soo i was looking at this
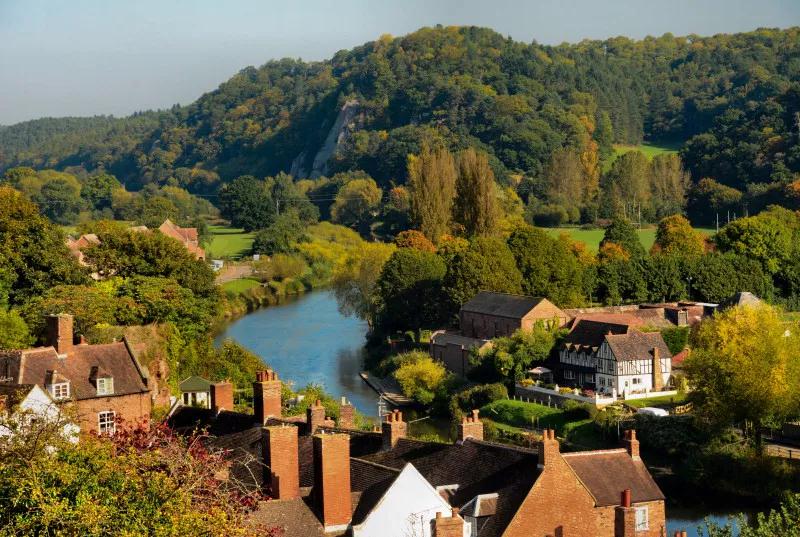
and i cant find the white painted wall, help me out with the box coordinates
[352,463,468,537]
[0,385,79,441]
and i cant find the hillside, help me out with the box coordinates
[1,26,798,201]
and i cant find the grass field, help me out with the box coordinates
[206,225,255,259]
[221,278,261,294]
[604,142,681,172]
[624,393,687,409]
[543,226,714,253]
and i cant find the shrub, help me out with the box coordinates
[394,354,448,406]
[449,383,509,420]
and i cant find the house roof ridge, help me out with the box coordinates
[350,457,403,474]
[562,448,628,457]
[463,437,537,454]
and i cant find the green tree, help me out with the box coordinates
[600,218,645,259]
[544,148,583,223]
[602,150,651,220]
[81,173,122,211]
[35,178,83,224]
[649,154,689,218]
[408,143,456,243]
[218,175,274,232]
[715,210,796,275]
[330,177,382,231]
[0,309,33,350]
[454,148,499,237]
[704,493,800,537]
[332,241,395,327]
[686,303,800,448]
[470,325,560,384]
[594,111,614,161]
[393,351,448,406]
[651,214,705,256]
[252,210,306,256]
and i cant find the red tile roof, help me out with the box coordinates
[562,449,665,506]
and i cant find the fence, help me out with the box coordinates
[766,444,800,460]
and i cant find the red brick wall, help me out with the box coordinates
[210,382,234,412]
[263,425,299,500]
[313,433,351,530]
[253,370,281,423]
[596,501,666,537]
[75,392,151,433]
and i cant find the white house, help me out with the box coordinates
[351,463,468,537]
[179,376,212,408]
[595,331,672,396]
[0,383,78,441]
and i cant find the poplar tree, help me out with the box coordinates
[407,143,456,244]
[454,148,499,237]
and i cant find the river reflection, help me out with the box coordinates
[215,290,381,416]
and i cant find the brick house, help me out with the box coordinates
[168,370,666,536]
[0,314,152,434]
[557,318,672,395]
[158,218,205,260]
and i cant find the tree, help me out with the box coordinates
[544,148,583,222]
[23,284,132,337]
[688,253,773,303]
[454,148,499,237]
[394,230,436,252]
[469,325,560,384]
[408,143,456,244]
[602,151,651,220]
[332,241,395,327]
[595,111,614,161]
[0,309,33,350]
[35,177,83,224]
[267,172,319,224]
[81,173,122,211]
[651,214,705,256]
[685,303,800,448]
[393,351,448,405]
[330,177,382,231]
[600,218,645,259]
[252,210,306,256]
[506,225,585,306]
[686,178,743,226]
[715,210,796,275]
[218,175,274,232]
[441,237,523,313]
[136,195,179,228]
[649,154,689,218]
[375,248,446,333]
[704,493,800,537]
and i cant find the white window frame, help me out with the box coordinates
[635,506,649,530]
[563,369,575,380]
[50,382,70,400]
[98,410,116,434]
[96,377,114,396]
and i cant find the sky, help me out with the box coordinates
[1,0,798,125]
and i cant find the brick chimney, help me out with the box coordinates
[46,314,74,356]
[458,409,484,442]
[382,409,407,450]
[253,370,281,424]
[614,489,636,537]
[262,425,299,500]
[537,429,560,469]
[313,432,351,532]
[434,507,465,537]
[623,429,640,460]
[307,399,326,434]
[673,532,688,537]
[210,381,234,412]
[652,347,664,391]
[338,396,355,429]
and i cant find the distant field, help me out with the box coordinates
[221,278,261,294]
[544,226,714,253]
[206,225,255,259]
[605,142,681,171]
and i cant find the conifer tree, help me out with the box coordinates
[454,148,499,237]
[407,143,456,244]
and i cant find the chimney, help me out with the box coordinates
[253,370,281,424]
[210,381,234,413]
[674,532,688,537]
[614,489,636,537]
[307,399,326,435]
[0,395,7,414]
[458,409,484,442]
[537,429,560,469]
[313,432,351,532]
[46,314,74,356]
[652,347,664,391]
[434,507,465,537]
[338,396,355,429]
[623,429,640,460]
[262,425,299,500]
[382,409,407,450]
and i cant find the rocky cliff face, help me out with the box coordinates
[290,99,362,178]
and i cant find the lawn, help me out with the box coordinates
[624,392,687,409]
[544,226,714,253]
[206,225,255,259]
[221,278,261,294]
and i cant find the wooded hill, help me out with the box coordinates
[1,26,798,217]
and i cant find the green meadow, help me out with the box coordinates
[205,225,255,259]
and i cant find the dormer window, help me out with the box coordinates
[49,382,71,400]
[96,377,114,396]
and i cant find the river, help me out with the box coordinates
[216,290,753,534]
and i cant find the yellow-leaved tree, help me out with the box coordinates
[686,304,800,449]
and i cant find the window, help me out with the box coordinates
[564,370,575,380]
[599,377,606,387]
[635,506,649,530]
[98,411,116,434]
[96,377,114,396]
[49,382,70,400]
[632,377,641,385]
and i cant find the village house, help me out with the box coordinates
[179,375,213,408]
[431,292,568,376]
[557,318,673,396]
[0,314,152,434]
[168,369,667,537]
[0,383,78,440]
[65,233,101,266]
[158,218,206,260]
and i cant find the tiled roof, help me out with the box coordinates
[431,331,491,349]
[461,292,549,319]
[248,498,328,537]
[563,449,665,506]
[671,349,689,368]
[564,319,633,348]
[718,291,762,311]
[0,340,149,400]
[604,331,672,362]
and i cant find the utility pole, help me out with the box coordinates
[716,212,719,233]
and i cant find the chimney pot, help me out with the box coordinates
[210,382,233,412]
[253,370,281,424]
[382,409,407,450]
[621,488,631,508]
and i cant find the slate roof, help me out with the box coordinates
[718,292,762,311]
[563,318,633,349]
[0,340,149,400]
[562,449,665,506]
[248,498,328,537]
[604,331,672,362]
[461,292,549,319]
[430,331,491,349]
[179,375,212,393]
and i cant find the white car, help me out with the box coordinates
[637,407,669,417]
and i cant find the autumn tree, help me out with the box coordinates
[454,147,499,237]
[651,214,706,256]
[544,148,583,222]
[602,150,651,220]
[394,230,436,252]
[407,143,456,243]
[330,177,382,231]
[685,303,800,449]
[600,218,645,259]
[649,154,689,218]
[332,241,395,327]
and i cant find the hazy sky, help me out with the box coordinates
[1,0,798,125]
